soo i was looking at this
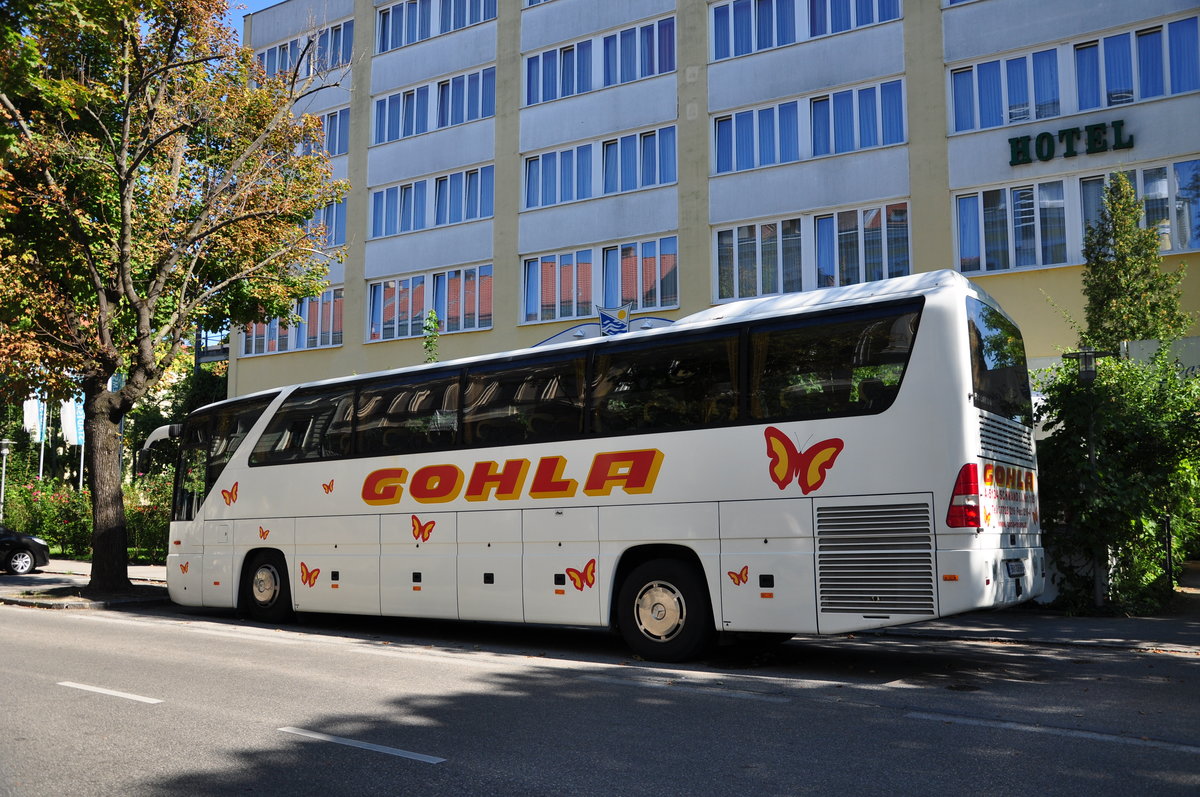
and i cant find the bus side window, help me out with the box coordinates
[250,386,356,464]
[591,336,738,435]
[463,357,585,446]
[749,305,919,421]
[352,374,462,456]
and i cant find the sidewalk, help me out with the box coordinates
[2,559,1198,655]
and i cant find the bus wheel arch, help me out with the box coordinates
[611,546,715,662]
[238,549,294,624]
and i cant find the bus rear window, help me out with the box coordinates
[966,297,1032,426]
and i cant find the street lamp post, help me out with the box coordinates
[0,438,13,524]
[1063,346,1116,608]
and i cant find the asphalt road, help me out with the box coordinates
[1,603,1197,796]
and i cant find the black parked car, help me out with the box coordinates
[0,526,50,575]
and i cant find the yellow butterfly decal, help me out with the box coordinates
[259,526,270,540]
[566,558,597,591]
[411,514,435,542]
[728,565,749,586]
[764,427,844,494]
[179,562,189,575]
[299,562,320,588]
[322,479,335,494]
[221,481,239,505]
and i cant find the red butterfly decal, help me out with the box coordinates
[763,427,844,494]
[322,479,335,494]
[728,565,749,586]
[299,562,320,588]
[179,562,189,575]
[566,559,597,591]
[259,526,270,540]
[411,514,435,542]
[221,482,239,505]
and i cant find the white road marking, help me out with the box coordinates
[278,727,446,764]
[57,681,163,704]
[907,711,1200,755]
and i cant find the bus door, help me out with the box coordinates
[522,507,600,626]
[718,499,816,634]
[202,521,234,607]
[457,509,523,622]
[380,511,458,619]
[293,516,381,615]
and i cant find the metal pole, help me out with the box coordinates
[0,444,9,524]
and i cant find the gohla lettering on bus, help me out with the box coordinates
[981,462,1038,529]
[360,449,665,506]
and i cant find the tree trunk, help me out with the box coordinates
[85,391,131,592]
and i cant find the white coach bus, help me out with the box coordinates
[153,270,1043,661]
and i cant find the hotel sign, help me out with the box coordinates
[1009,119,1133,166]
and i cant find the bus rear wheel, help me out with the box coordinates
[242,552,294,624]
[617,559,714,662]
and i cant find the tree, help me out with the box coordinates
[1081,172,1191,351]
[1036,172,1198,612]
[0,0,346,590]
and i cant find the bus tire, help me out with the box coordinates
[242,551,294,624]
[617,558,714,662]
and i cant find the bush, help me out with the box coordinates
[5,473,172,564]
[125,471,172,564]
[7,479,93,557]
[1035,354,1200,613]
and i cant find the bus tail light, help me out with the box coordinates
[946,464,981,528]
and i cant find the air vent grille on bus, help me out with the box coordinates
[816,502,935,615]
[979,413,1035,465]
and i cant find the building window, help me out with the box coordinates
[371,181,428,237]
[956,182,1066,272]
[714,100,800,173]
[372,166,493,238]
[716,218,803,300]
[522,236,679,322]
[525,144,593,209]
[951,49,1059,131]
[374,67,494,144]
[1081,159,1200,253]
[807,0,900,40]
[526,40,593,105]
[313,200,347,247]
[438,0,497,34]
[951,15,1198,134]
[600,236,679,311]
[433,166,495,226]
[369,266,492,340]
[435,67,497,129]
[712,0,798,60]
[323,108,350,156]
[526,18,674,107]
[313,20,354,72]
[602,18,675,87]
[256,38,305,80]
[242,288,344,356]
[1076,18,1199,110]
[810,79,904,156]
[815,203,910,287]
[601,126,677,195]
[377,0,433,52]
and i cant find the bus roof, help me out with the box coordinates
[202,270,1001,411]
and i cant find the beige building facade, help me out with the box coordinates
[232,0,1200,397]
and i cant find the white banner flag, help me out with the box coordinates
[61,399,85,446]
[23,399,46,443]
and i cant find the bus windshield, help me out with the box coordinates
[967,297,1032,426]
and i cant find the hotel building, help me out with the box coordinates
[232,0,1200,396]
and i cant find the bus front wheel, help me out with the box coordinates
[617,558,714,662]
[243,552,294,624]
